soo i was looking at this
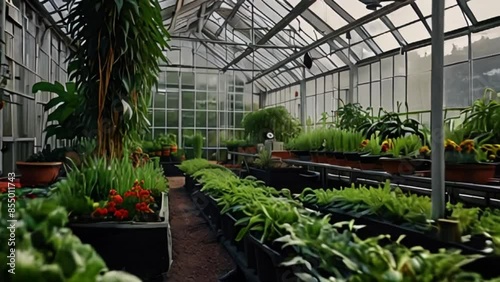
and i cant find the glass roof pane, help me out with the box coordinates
[468,0,500,21]
[417,0,456,17]
[398,21,430,43]
[318,57,336,70]
[351,42,375,60]
[254,0,282,22]
[444,6,469,32]
[363,19,390,37]
[329,53,346,67]
[309,1,348,30]
[386,5,418,27]
[373,33,400,51]
[333,0,371,18]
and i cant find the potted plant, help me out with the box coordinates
[380,134,422,175]
[359,136,391,170]
[242,106,301,145]
[167,133,178,153]
[16,146,64,187]
[192,134,204,159]
[157,134,171,157]
[444,139,496,184]
[340,130,365,168]
[287,134,311,161]
[224,139,241,152]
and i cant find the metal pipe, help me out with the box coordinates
[431,0,445,219]
[0,0,5,174]
[170,35,302,49]
[246,0,414,84]
[300,67,306,128]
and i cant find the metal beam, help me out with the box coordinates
[221,0,317,73]
[431,0,445,219]
[410,2,432,35]
[247,0,414,84]
[215,0,245,37]
[170,35,302,49]
[457,0,477,25]
[159,64,262,72]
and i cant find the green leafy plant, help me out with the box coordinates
[460,88,500,143]
[336,102,372,131]
[191,134,204,159]
[66,0,170,158]
[0,198,140,281]
[365,109,424,143]
[388,134,423,158]
[32,81,85,142]
[242,106,301,144]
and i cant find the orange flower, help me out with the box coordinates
[360,139,369,147]
[419,146,430,154]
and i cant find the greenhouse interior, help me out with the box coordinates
[2,0,500,281]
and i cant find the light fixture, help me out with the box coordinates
[358,0,401,10]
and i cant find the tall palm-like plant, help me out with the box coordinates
[65,0,169,158]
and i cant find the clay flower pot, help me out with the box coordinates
[445,163,496,184]
[380,157,416,175]
[16,161,62,187]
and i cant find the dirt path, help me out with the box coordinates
[166,177,234,282]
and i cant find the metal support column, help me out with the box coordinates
[300,67,307,128]
[0,0,7,175]
[431,0,445,219]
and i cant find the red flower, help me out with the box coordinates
[140,190,150,199]
[106,201,117,213]
[124,191,137,198]
[109,189,117,196]
[114,209,129,220]
[111,195,123,205]
[94,207,108,216]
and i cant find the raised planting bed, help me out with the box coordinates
[69,193,172,281]
[303,204,500,278]
[248,166,321,193]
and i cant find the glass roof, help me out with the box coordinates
[38,0,500,91]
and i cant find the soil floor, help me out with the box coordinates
[166,177,234,282]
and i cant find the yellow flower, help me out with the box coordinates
[360,139,369,147]
[419,146,430,154]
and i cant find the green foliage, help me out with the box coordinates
[460,88,500,143]
[65,0,170,157]
[299,182,432,231]
[389,134,422,158]
[192,166,486,281]
[191,134,204,159]
[32,81,85,142]
[365,111,424,143]
[176,159,229,175]
[336,102,372,131]
[362,136,383,155]
[0,199,140,281]
[242,106,301,144]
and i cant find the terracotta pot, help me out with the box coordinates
[317,152,328,163]
[271,151,292,159]
[245,146,257,154]
[16,161,62,187]
[310,151,319,162]
[359,162,383,171]
[170,145,178,153]
[162,148,171,156]
[445,163,496,184]
[380,158,416,175]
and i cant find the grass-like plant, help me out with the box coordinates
[388,134,422,158]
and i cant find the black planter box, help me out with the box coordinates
[344,152,367,162]
[247,235,297,282]
[161,161,184,177]
[290,150,311,161]
[69,193,172,281]
[248,167,321,193]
